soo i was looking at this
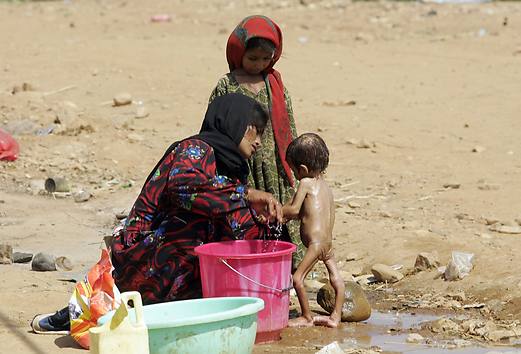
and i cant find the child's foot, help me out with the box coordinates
[288,316,314,327]
[313,315,340,328]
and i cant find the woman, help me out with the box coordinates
[32,93,282,336]
[112,92,282,303]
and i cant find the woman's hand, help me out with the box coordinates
[247,188,283,224]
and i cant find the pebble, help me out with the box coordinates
[478,183,501,191]
[357,139,373,149]
[29,179,46,195]
[317,281,371,322]
[113,92,132,106]
[345,253,358,261]
[489,223,521,234]
[443,182,461,189]
[446,290,466,302]
[73,190,91,203]
[347,201,361,208]
[127,133,144,143]
[371,264,404,283]
[31,252,56,271]
[472,145,486,153]
[414,251,440,271]
[406,333,424,343]
[13,252,33,263]
[0,244,13,264]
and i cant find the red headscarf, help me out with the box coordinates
[226,15,295,187]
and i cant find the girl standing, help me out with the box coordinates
[209,15,304,266]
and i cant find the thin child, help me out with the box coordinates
[283,133,345,328]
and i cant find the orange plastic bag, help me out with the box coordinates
[0,128,19,161]
[69,249,121,349]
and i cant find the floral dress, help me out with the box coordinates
[111,139,258,304]
[209,73,304,266]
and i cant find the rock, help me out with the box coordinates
[127,133,144,143]
[73,190,91,203]
[486,329,517,342]
[354,274,377,286]
[317,281,371,322]
[357,139,373,149]
[371,264,404,283]
[446,290,466,302]
[472,145,486,153]
[31,252,56,271]
[489,223,521,234]
[345,253,358,261]
[478,183,501,191]
[414,251,440,271]
[347,201,361,208]
[406,333,424,343]
[304,279,325,292]
[0,244,13,264]
[443,183,461,189]
[429,318,461,334]
[29,179,46,195]
[451,339,472,348]
[55,256,73,271]
[13,252,33,263]
[113,92,132,106]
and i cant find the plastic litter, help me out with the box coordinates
[444,251,474,281]
[0,128,19,161]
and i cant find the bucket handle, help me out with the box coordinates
[220,258,293,294]
[120,291,145,327]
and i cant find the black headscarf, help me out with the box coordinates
[146,93,261,184]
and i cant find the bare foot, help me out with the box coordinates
[313,315,340,328]
[288,316,314,327]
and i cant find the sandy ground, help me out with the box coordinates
[1,0,521,353]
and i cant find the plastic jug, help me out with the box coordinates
[89,291,149,354]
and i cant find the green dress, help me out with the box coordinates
[209,73,304,266]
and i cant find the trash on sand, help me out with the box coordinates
[45,177,70,193]
[444,251,474,281]
[0,129,19,161]
[150,14,172,22]
[315,341,344,354]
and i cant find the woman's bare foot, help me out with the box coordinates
[313,315,340,328]
[288,316,314,327]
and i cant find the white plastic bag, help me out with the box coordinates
[444,251,474,281]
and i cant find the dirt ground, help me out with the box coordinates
[1,0,521,353]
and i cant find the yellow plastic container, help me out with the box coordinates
[89,291,149,354]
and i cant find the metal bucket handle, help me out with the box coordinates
[219,258,293,294]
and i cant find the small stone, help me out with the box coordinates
[371,264,404,283]
[113,92,132,106]
[414,251,440,271]
[472,145,486,153]
[478,183,501,191]
[317,281,371,322]
[429,318,461,333]
[55,256,73,271]
[487,329,516,342]
[127,133,144,143]
[29,179,46,195]
[13,252,33,263]
[73,190,91,203]
[379,211,392,218]
[0,244,13,264]
[347,201,361,208]
[443,183,461,189]
[357,139,373,149]
[345,253,358,261]
[489,223,521,234]
[31,252,57,271]
[406,333,424,343]
[483,216,500,225]
[446,290,466,302]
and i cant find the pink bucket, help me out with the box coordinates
[195,240,296,343]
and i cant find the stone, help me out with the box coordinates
[414,251,440,271]
[73,190,91,203]
[345,253,358,261]
[354,274,377,286]
[55,256,73,271]
[452,339,472,348]
[127,133,144,143]
[478,183,501,191]
[486,329,517,342]
[406,333,424,343]
[489,223,521,234]
[357,139,373,149]
[472,145,486,153]
[317,281,371,322]
[29,179,46,195]
[446,290,466,302]
[429,318,461,334]
[113,92,132,106]
[443,183,461,189]
[31,252,56,271]
[371,263,404,283]
[347,201,361,208]
[0,244,13,264]
[13,252,33,263]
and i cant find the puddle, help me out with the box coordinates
[253,310,521,354]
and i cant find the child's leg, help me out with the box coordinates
[288,245,320,327]
[313,255,345,328]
